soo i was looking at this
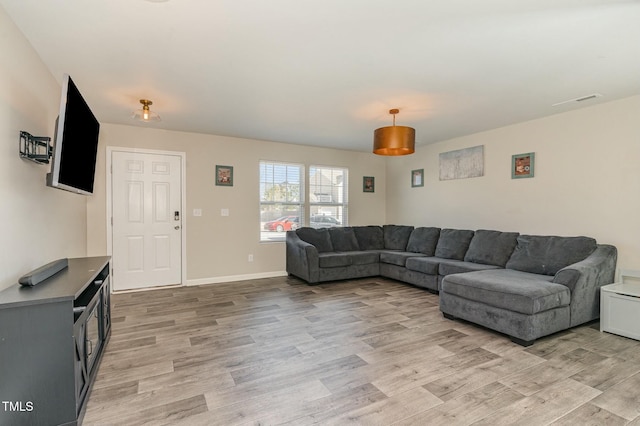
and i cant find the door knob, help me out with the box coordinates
[174,226,180,230]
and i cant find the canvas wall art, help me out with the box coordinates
[439,145,484,181]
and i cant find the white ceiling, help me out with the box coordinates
[2,0,639,152]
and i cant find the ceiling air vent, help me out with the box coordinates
[552,93,603,107]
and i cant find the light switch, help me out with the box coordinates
[193,209,202,217]
[221,208,229,216]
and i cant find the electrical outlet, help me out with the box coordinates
[248,254,254,262]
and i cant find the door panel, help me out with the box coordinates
[112,151,182,291]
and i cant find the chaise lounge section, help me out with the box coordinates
[286,225,617,346]
[439,235,617,345]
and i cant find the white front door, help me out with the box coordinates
[111,150,182,291]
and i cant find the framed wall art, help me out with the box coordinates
[411,169,424,187]
[215,165,234,186]
[363,176,375,193]
[439,145,484,181]
[511,153,535,179]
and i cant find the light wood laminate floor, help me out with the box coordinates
[83,276,640,425]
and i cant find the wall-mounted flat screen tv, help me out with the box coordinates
[46,74,100,195]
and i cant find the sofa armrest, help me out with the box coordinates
[553,244,617,326]
[286,231,320,283]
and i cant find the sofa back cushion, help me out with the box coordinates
[353,226,384,250]
[434,229,475,260]
[296,227,333,253]
[464,229,519,267]
[406,227,441,255]
[329,227,360,251]
[383,225,415,250]
[506,235,597,275]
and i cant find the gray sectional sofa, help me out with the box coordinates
[285,225,617,346]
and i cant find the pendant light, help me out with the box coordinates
[373,108,415,156]
[132,99,161,122]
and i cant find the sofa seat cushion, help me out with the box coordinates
[442,269,570,315]
[506,235,597,276]
[318,251,380,268]
[405,257,441,275]
[318,252,350,268]
[347,251,381,266]
[404,257,500,276]
[379,251,427,267]
[438,259,502,276]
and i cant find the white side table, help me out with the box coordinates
[601,269,640,340]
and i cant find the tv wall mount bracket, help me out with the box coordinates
[19,131,52,164]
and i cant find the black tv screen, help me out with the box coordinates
[47,74,100,195]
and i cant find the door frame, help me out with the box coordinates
[106,146,187,291]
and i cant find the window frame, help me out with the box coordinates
[259,162,349,241]
[259,160,305,242]
[308,165,348,229]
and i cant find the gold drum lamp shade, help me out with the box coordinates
[373,109,415,156]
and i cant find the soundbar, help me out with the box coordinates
[19,258,69,286]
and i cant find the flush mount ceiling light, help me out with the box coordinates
[132,99,161,122]
[373,109,415,156]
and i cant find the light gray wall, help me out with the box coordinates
[87,124,387,283]
[386,95,640,273]
[0,6,87,291]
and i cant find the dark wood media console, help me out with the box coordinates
[0,256,111,426]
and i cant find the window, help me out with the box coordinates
[260,161,304,242]
[259,162,348,240]
[309,166,348,229]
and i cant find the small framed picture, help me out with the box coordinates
[363,176,375,193]
[411,169,424,187]
[511,153,535,179]
[215,165,234,186]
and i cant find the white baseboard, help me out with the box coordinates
[186,271,288,286]
[112,284,183,294]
